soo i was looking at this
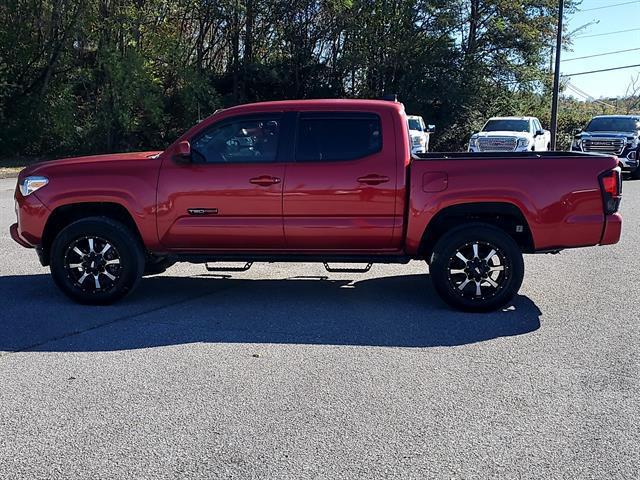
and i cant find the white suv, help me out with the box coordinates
[468,117,550,153]
[407,115,434,154]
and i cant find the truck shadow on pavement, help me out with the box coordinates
[0,273,541,352]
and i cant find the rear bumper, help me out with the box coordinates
[9,223,33,248]
[600,213,622,245]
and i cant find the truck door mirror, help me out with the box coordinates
[535,129,544,137]
[427,124,436,133]
[174,140,192,163]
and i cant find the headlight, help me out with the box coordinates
[19,176,48,196]
[572,138,582,150]
[516,137,530,149]
[470,137,479,148]
[412,136,426,146]
[627,137,638,147]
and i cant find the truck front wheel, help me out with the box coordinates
[50,217,145,304]
[429,224,524,312]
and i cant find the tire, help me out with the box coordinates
[631,167,640,180]
[50,217,145,304]
[429,223,524,312]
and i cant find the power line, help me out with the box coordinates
[563,63,640,76]
[575,27,640,38]
[580,1,639,12]
[565,84,607,107]
[562,47,640,62]
[565,82,617,109]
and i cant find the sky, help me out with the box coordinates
[562,0,640,99]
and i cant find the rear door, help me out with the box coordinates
[156,113,289,250]
[282,111,399,250]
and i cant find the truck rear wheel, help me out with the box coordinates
[50,217,145,304]
[429,224,524,312]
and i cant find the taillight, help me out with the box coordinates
[599,167,622,214]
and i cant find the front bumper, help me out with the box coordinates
[412,145,427,154]
[572,146,639,170]
[10,223,33,248]
[11,188,49,248]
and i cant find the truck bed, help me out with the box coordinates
[404,151,619,254]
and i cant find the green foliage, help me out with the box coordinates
[0,0,635,158]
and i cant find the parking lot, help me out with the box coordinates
[0,175,638,479]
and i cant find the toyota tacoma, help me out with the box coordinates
[11,99,622,311]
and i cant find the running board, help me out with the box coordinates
[205,262,253,272]
[323,262,372,273]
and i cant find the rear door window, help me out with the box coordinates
[295,113,382,162]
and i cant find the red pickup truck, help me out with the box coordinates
[11,99,622,311]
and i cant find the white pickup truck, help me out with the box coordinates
[468,116,550,153]
[407,115,435,154]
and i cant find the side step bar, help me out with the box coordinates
[205,262,253,272]
[323,262,372,273]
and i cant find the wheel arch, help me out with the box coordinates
[41,202,145,266]
[419,202,534,259]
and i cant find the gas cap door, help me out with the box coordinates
[422,172,448,192]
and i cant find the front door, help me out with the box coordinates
[156,114,287,250]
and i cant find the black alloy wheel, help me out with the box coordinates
[429,224,525,312]
[50,217,144,304]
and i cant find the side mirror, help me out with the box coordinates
[535,129,545,137]
[427,124,436,133]
[573,128,582,136]
[174,140,192,163]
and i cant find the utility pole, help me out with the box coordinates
[550,0,564,150]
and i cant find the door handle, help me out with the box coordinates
[249,175,281,187]
[357,174,390,185]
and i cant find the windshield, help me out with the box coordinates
[482,119,529,132]
[585,117,640,132]
[408,119,423,131]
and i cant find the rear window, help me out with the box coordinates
[295,114,382,162]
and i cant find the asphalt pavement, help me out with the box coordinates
[0,176,638,479]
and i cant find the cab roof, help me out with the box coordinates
[221,98,405,114]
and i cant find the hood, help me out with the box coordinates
[408,129,426,137]
[473,131,531,138]
[21,150,163,177]
[578,131,637,138]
